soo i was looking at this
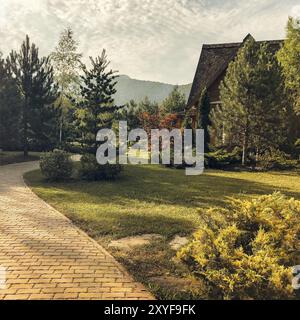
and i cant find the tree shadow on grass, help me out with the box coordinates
[70,211,197,239]
[24,165,300,239]
[29,165,300,210]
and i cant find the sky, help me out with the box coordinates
[0,0,300,84]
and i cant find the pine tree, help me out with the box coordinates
[118,100,141,130]
[138,96,160,115]
[220,37,285,165]
[51,28,82,144]
[8,35,58,155]
[198,88,211,153]
[161,86,186,115]
[278,17,300,115]
[75,50,120,153]
[29,59,59,150]
[250,43,286,161]
[0,52,22,150]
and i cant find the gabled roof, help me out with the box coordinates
[187,34,283,108]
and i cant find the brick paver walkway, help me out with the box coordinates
[0,162,154,300]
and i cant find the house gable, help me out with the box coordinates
[187,35,283,109]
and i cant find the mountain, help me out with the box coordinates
[114,75,192,105]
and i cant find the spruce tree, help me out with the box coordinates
[75,50,120,153]
[51,28,82,144]
[118,100,141,130]
[139,96,160,115]
[161,86,186,115]
[198,88,211,153]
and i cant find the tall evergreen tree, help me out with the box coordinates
[219,37,285,165]
[8,35,58,155]
[138,96,160,115]
[0,52,22,150]
[75,50,120,153]
[161,86,186,115]
[118,100,141,130]
[278,17,300,115]
[198,88,211,153]
[51,28,82,144]
[29,59,59,150]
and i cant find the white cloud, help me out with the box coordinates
[0,0,297,83]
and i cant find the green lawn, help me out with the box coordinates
[0,151,40,166]
[24,165,300,299]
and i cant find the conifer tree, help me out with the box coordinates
[220,37,285,165]
[278,17,300,115]
[198,88,211,153]
[8,35,58,155]
[118,100,141,130]
[0,52,22,150]
[139,96,160,115]
[30,59,59,150]
[161,86,186,115]
[75,50,120,153]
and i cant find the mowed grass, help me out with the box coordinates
[0,151,40,166]
[24,165,300,299]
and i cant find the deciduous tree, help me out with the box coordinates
[51,28,82,144]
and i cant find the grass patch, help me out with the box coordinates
[24,165,300,299]
[0,151,40,166]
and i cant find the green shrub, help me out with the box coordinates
[177,193,299,300]
[205,147,242,169]
[258,148,299,171]
[79,154,122,181]
[40,150,73,181]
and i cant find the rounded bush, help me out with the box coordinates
[177,193,299,300]
[40,150,73,181]
[79,154,122,181]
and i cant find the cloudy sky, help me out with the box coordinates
[0,0,299,84]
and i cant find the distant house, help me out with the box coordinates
[187,34,283,110]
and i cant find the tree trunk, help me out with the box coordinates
[59,119,63,144]
[23,96,28,157]
[255,147,259,165]
[222,121,226,145]
[242,131,248,166]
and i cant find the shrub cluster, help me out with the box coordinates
[40,152,123,181]
[177,193,299,300]
[258,148,299,171]
[79,154,122,181]
[205,148,242,169]
[40,150,73,181]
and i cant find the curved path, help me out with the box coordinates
[0,162,154,300]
